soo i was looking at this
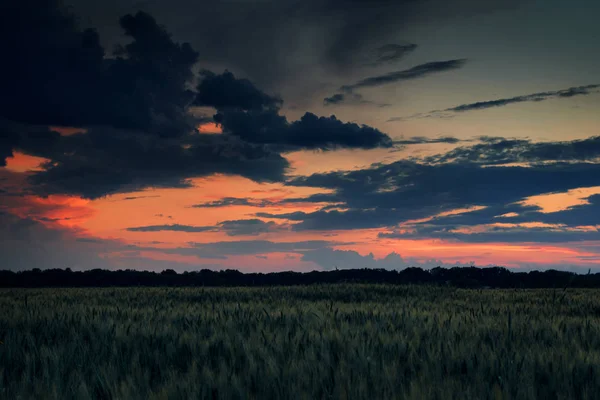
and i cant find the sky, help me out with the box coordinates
[1,0,600,273]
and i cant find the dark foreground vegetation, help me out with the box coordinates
[1,266,600,288]
[1,285,600,399]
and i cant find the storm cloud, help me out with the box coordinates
[0,4,199,137]
[27,127,290,199]
[0,1,394,198]
[195,70,282,111]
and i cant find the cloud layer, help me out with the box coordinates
[391,84,600,120]
[0,1,394,198]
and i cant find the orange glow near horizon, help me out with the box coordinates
[3,156,600,270]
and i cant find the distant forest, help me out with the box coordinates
[2,267,600,288]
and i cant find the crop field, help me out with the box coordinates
[1,285,600,399]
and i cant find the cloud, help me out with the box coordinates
[447,84,600,112]
[269,154,600,232]
[127,219,286,236]
[26,127,289,199]
[193,71,394,151]
[393,136,461,145]
[217,219,287,236]
[0,2,404,197]
[301,248,473,270]
[366,43,418,66]
[194,70,282,111]
[0,129,20,167]
[216,109,393,151]
[379,223,600,243]
[191,198,260,208]
[191,195,337,209]
[339,59,467,92]
[323,92,391,107]
[369,191,600,243]
[126,224,215,233]
[391,84,600,120]
[426,135,600,165]
[323,59,467,108]
[0,4,199,137]
[121,195,161,201]
[323,94,347,106]
[259,133,600,241]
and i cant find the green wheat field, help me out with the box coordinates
[2,285,600,399]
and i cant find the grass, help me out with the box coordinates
[1,285,600,399]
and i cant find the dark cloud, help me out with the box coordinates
[367,43,418,66]
[218,219,286,236]
[192,198,259,208]
[0,137,18,167]
[121,195,161,201]
[339,59,467,92]
[75,238,105,243]
[126,224,215,233]
[0,120,62,166]
[27,127,289,199]
[379,225,600,243]
[268,157,600,231]
[458,195,600,228]
[391,84,600,120]
[191,195,338,209]
[193,71,394,151]
[195,70,282,111]
[0,1,406,197]
[447,84,600,112]
[323,93,391,107]
[323,59,467,109]
[426,135,600,165]
[393,136,461,145]
[259,133,600,240]
[126,219,285,236]
[216,109,393,151]
[374,194,600,244]
[323,94,347,106]
[0,3,199,137]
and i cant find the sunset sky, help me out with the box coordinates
[2,0,600,272]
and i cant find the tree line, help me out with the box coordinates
[1,267,600,288]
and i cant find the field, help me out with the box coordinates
[1,285,600,399]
